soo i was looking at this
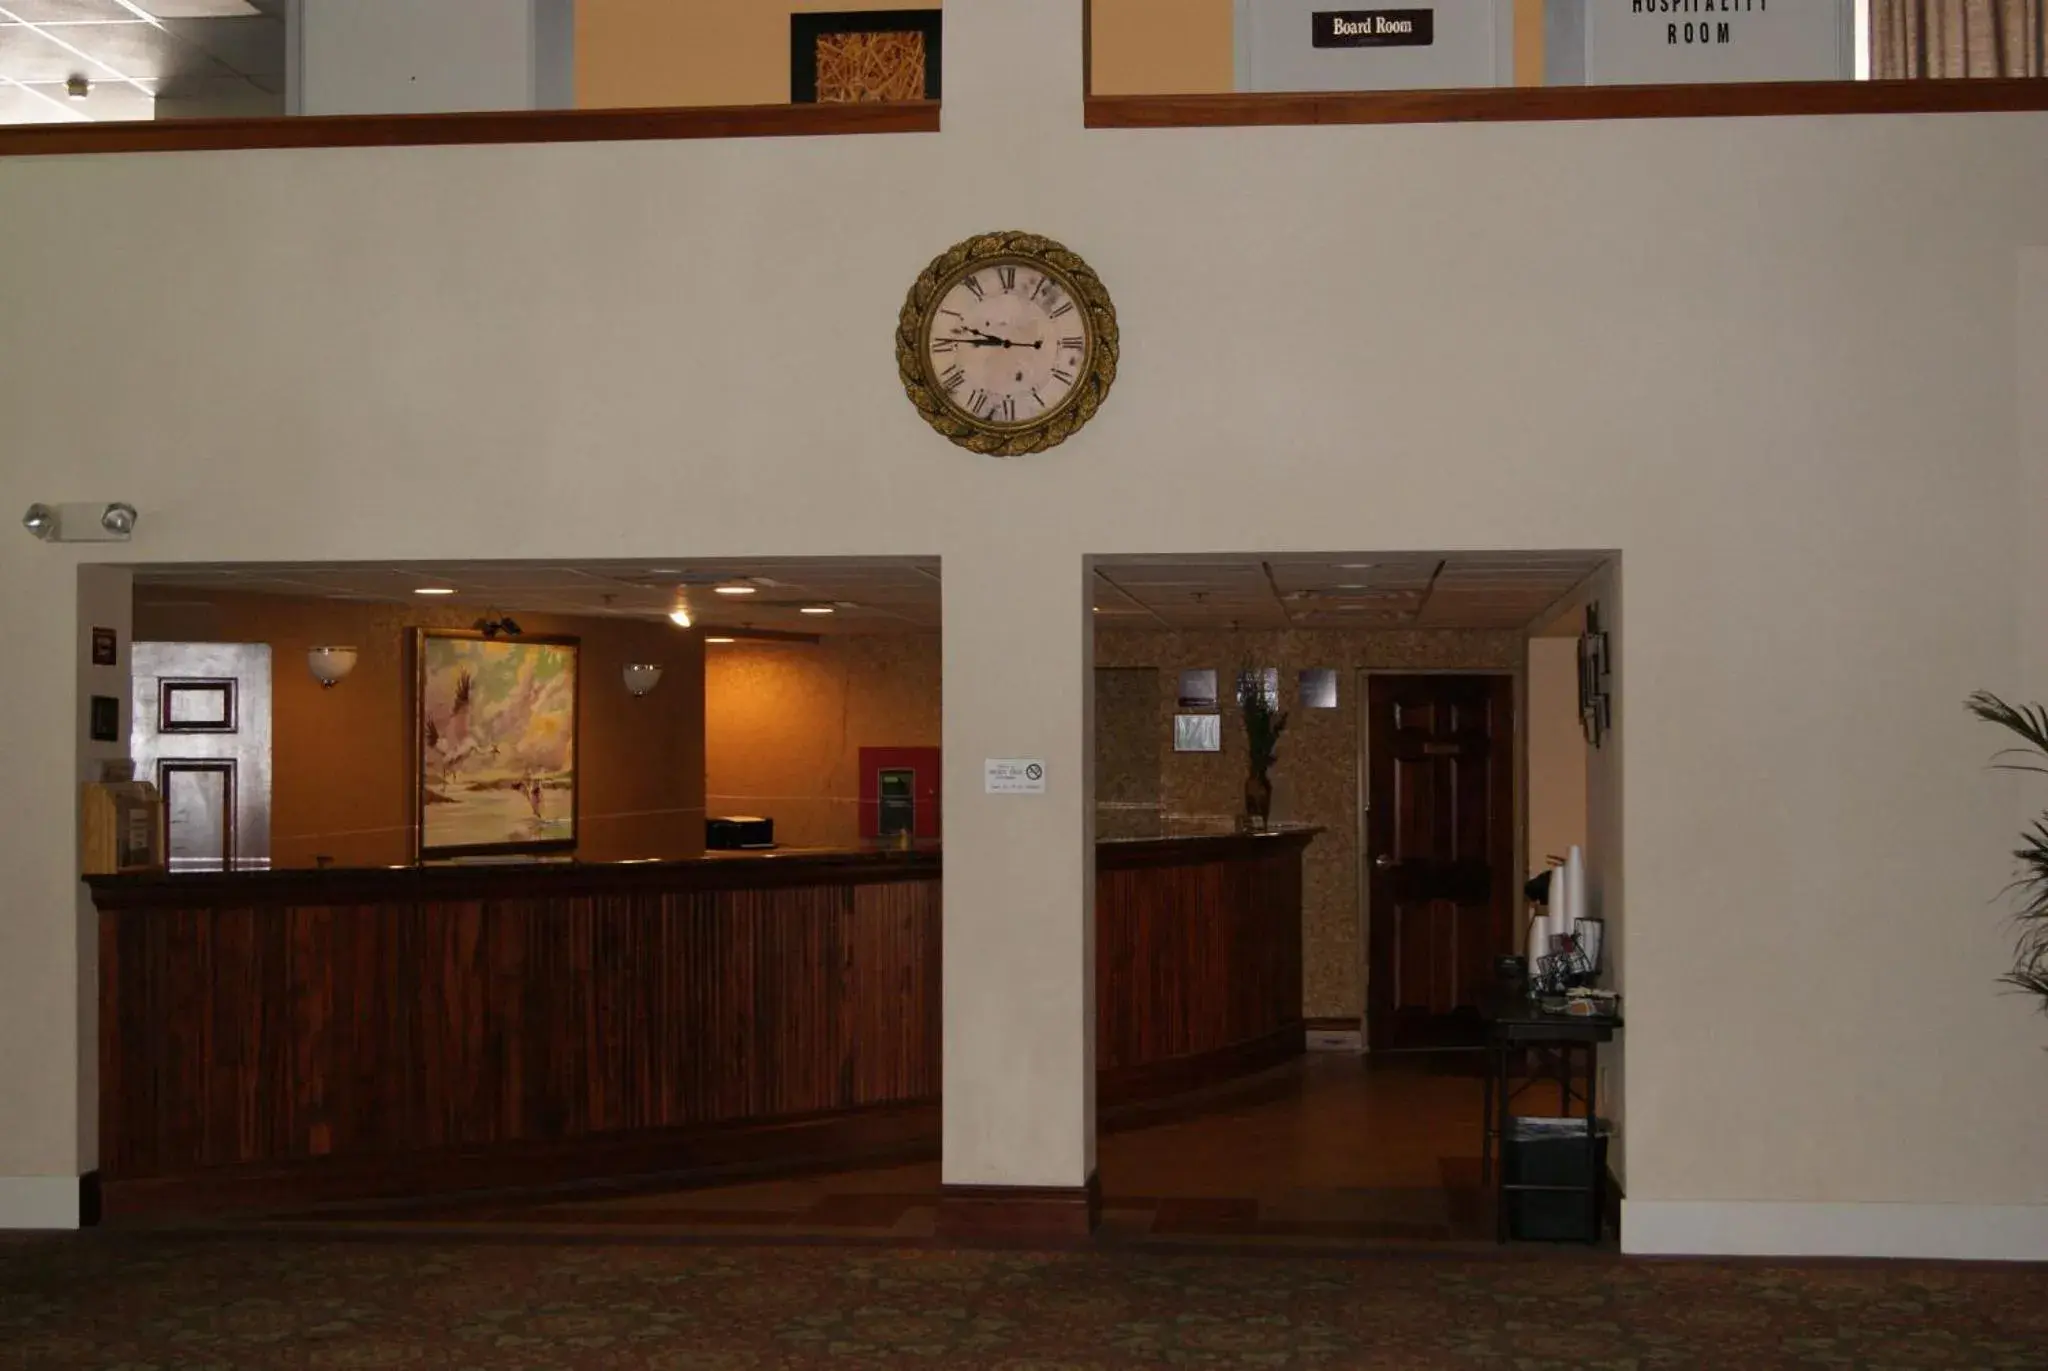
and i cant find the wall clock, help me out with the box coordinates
[896,230,1119,457]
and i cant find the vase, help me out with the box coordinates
[1243,770,1272,831]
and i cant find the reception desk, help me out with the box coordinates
[89,829,1311,1219]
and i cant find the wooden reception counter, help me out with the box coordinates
[88,829,1312,1219]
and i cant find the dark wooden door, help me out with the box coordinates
[1365,673,1515,1050]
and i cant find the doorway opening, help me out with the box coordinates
[1089,550,1621,1246]
[86,556,948,1234]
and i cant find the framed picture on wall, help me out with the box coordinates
[413,629,580,861]
[791,10,944,103]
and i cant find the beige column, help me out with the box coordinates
[940,533,1096,1219]
[0,553,129,1227]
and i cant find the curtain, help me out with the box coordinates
[1872,1,2046,78]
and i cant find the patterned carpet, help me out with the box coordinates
[3,1234,2046,1369]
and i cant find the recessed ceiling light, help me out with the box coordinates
[668,608,693,628]
[705,636,736,644]
[800,606,834,615]
[1338,583,1368,590]
[1339,563,1377,570]
[714,585,757,596]
[414,588,456,596]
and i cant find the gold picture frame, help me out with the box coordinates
[896,230,1120,457]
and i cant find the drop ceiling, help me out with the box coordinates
[0,1,283,126]
[132,552,1606,637]
[132,558,946,636]
[1092,553,1608,631]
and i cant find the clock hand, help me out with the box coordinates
[954,325,1045,350]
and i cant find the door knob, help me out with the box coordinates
[1374,854,1397,869]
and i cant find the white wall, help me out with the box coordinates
[291,0,574,116]
[3,0,2046,1253]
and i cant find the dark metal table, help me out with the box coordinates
[1479,992,1623,1244]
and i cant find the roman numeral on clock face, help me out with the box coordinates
[932,338,959,353]
[967,388,988,414]
[997,266,1017,292]
[999,395,1017,422]
[1048,300,1075,319]
[1059,336,1084,352]
[940,365,966,392]
[962,275,985,301]
[1051,368,1075,385]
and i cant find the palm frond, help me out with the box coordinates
[1972,691,2048,1020]
[1967,691,2048,755]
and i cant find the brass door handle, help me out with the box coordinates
[1374,854,1397,869]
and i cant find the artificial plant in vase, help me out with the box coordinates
[1238,668,1289,831]
[1968,690,2048,1014]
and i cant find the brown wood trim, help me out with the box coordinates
[936,1172,1101,1241]
[1304,1016,1361,1034]
[0,100,940,160]
[1094,827,1318,872]
[1097,1021,1305,1109]
[1085,78,2048,130]
[103,1100,939,1223]
[86,847,939,908]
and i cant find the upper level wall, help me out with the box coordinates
[2,1,2046,1217]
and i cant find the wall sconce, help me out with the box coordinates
[623,663,664,697]
[19,502,139,543]
[474,615,522,639]
[307,646,359,689]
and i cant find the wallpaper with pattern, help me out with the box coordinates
[1096,630,1524,1022]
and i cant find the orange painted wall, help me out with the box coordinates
[704,635,941,850]
[576,0,941,110]
[133,588,706,869]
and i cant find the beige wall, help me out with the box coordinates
[577,0,941,109]
[704,634,941,850]
[1526,633,1588,880]
[1097,630,1522,1023]
[132,588,708,868]
[4,1,2046,1250]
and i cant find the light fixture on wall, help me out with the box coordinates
[306,646,359,688]
[800,605,834,616]
[18,501,140,543]
[705,636,736,645]
[474,615,522,639]
[668,607,693,629]
[622,663,664,697]
[713,584,757,596]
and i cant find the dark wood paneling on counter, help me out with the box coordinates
[1097,830,1311,1106]
[95,855,940,1218]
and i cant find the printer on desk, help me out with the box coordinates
[706,815,775,851]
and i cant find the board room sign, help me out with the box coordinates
[1313,10,1435,48]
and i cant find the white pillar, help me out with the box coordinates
[0,550,128,1228]
[943,0,1084,144]
[288,0,575,117]
[940,537,1095,1226]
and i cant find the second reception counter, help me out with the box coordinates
[88,827,1314,1219]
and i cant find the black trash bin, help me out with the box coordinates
[1504,1116,1610,1242]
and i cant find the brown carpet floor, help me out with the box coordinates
[3,1232,2044,1369]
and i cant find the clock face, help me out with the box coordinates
[922,257,1092,430]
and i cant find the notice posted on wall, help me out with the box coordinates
[984,759,1047,794]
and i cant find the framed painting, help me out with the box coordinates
[413,629,579,860]
[791,10,943,103]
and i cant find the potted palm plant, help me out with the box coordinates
[1968,691,2048,1015]
[1238,668,1289,831]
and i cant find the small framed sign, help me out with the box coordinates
[1313,9,1435,48]
[91,627,118,667]
[89,695,120,743]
